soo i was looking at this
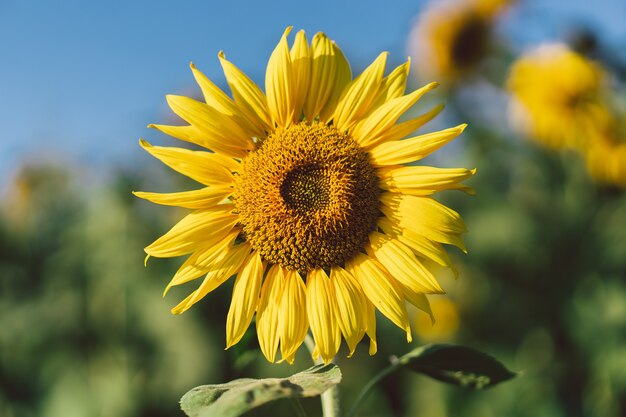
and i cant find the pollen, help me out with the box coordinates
[234,122,380,272]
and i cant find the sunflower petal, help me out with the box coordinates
[330,266,367,357]
[318,40,352,122]
[164,229,239,294]
[190,62,265,138]
[378,217,456,272]
[166,95,253,156]
[368,231,444,294]
[369,59,411,110]
[306,33,352,121]
[133,187,233,209]
[256,264,284,363]
[381,193,467,251]
[278,269,308,364]
[145,206,238,258]
[399,287,434,323]
[290,30,311,122]
[332,52,387,131]
[306,268,341,364]
[369,124,467,166]
[171,243,250,314]
[147,124,218,152]
[352,82,439,148]
[218,51,273,132]
[365,300,378,355]
[226,251,265,348]
[266,27,295,127]
[379,166,476,195]
[345,253,412,342]
[139,140,237,186]
[374,104,445,145]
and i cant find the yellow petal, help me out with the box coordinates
[330,266,367,357]
[290,30,311,122]
[352,82,438,148]
[148,124,221,152]
[368,59,411,111]
[305,33,352,121]
[218,51,273,132]
[166,95,253,156]
[139,139,237,186]
[369,124,467,166]
[306,269,341,364]
[380,193,467,251]
[226,251,265,348]
[345,253,412,342]
[375,104,445,145]
[256,264,284,363]
[367,231,444,294]
[265,27,295,128]
[332,52,387,131]
[401,289,434,323]
[190,62,265,138]
[379,166,476,196]
[133,187,233,209]
[171,243,250,314]
[378,217,456,272]
[164,229,239,294]
[144,205,238,258]
[278,269,308,364]
[365,300,378,355]
[318,40,352,123]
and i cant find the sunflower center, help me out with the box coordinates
[451,17,489,68]
[281,163,331,212]
[234,122,380,273]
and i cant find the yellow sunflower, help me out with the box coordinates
[585,126,626,188]
[408,0,511,82]
[135,27,474,364]
[507,43,612,149]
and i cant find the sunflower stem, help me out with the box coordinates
[289,398,309,417]
[345,359,402,417]
[304,334,340,417]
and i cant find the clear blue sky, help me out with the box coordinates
[1,0,624,187]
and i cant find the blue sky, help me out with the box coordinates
[1,0,625,187]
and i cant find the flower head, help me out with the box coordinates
[409,0,511,83]
[507,44,612,149]
[136,27,474,364]
[585,126,626,188]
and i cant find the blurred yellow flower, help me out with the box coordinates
[507,44,612,149]
[408,0,511,82]
[136,27,474,364]
[585,126,626,188]
[414,296,460,342]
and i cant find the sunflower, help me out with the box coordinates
[507,44,612,150]
[135,27,474,364]
[408,0,511,83]
[585,126,626,188]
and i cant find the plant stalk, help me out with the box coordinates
[304,334,339,417]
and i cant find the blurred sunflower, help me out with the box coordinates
[136,27,474,364]
[408,0,511,83]
[585,125,626,188]
[507,44,612,149]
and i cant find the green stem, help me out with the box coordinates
[289,398,309,417]
[345,359,403,417]
[304,334,339,417]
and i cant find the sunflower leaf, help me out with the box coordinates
[180,363,341,417]
[397,344,516,389]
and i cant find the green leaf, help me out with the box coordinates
[180,364,342,417]
[399,344,517,389]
